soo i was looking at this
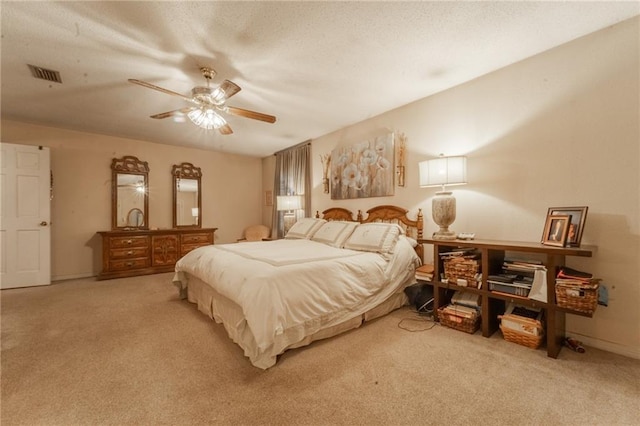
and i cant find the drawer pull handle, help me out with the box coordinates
[127,250,133,255]
[126,240,133,245]
[126,262,134,267]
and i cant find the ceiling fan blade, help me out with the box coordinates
[217,79,241,100]
[226,106,276,123]
[150,107,195,119]
[218,123,234,135]
[128,79,195,103]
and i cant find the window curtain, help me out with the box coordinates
[272,142,311,239]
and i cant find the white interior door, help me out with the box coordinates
[0,143,51,289]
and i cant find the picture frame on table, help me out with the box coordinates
[542,214,571,247]
[547,206,588,247]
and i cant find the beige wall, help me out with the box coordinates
[306,17,640,358]
[1,121,264,280]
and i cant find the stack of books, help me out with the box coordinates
[439,292,481,333]
[555,267,600,314]
[415,264,434,282]
[487,274,532,297]
[487,258,545,298]
[439,248,482,287]
[439,304,478,320]
[556,266,599,286]
[451,290,481,309]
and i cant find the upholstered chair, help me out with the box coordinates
[238,225,271,242]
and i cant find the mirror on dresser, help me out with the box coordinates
[98,158,217,280]
[172,162,202,228]
[111,155,149,230]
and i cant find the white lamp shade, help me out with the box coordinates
[419,156,467,188]
[277,195,303,211]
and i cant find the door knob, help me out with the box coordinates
[40,221,48,226]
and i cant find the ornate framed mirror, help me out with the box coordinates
[172,162,202,228]
[111,155,149,230]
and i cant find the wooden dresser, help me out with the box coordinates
[97,228,217,280]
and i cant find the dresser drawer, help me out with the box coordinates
[181,243,209,256]
[110,247,149,259]
[109,236,149,249]
[109,258,150,271]
[153,235,179,251]
[181,233,212,245]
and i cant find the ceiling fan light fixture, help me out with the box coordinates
[129,67,274,135]
[210,87,227,105]
[190,86,226,106]
[187,107,227,130]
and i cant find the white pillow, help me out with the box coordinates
[343,223,402,254]
[404,236,418,248]
[311,221,359,248]
[284,218,326,239]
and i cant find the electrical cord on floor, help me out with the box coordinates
[397,308,438,332]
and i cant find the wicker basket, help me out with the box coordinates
[437,305,480,334]
[443,257,480,285]
[499,314,544,349]
[555,281,598,315]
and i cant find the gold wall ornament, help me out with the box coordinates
[396,165,405,187]
[396,132,406,187]
[319,153,331,194]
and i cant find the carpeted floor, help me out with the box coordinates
[1,273,639,425]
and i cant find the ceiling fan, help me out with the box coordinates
[128,67,276,135]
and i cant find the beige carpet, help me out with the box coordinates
[1,273,638,425]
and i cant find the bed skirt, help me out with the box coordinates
[174,272,408,369]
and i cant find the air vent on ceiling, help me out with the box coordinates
[27,64,62,83]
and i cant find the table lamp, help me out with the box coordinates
[277,195,303,235]
[419,155,467,240]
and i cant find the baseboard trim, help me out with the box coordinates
[52,273,96,282]
[566,330,640,360]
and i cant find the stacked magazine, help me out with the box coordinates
[487,258,546,298]
[556,266,600,290]
[415,264,434,282]
[439,304,478,320]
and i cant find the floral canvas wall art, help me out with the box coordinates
[331,132,395,200]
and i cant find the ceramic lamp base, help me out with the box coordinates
[433,229,457,240]
[432,191,457,240]
[283,213,296,235]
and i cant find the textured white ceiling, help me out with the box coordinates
[1,1,638,157]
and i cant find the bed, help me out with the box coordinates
[172,205,424,369]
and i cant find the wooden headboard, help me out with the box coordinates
[317,207,358,222]
[316,205,424,261]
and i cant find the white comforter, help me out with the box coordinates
[173,237,419,362]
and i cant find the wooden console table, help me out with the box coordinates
[419,238,595,358]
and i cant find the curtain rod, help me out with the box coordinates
[273,139,311,156]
